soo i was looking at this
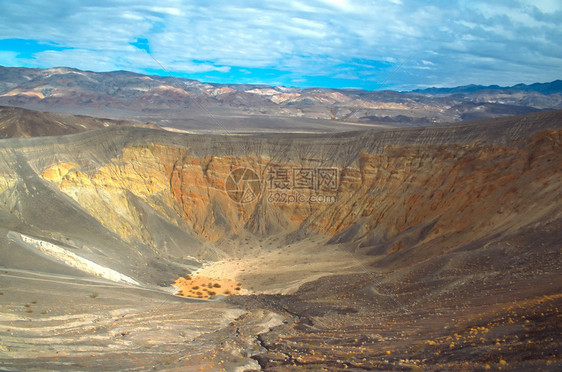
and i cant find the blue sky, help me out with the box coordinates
[0,0,561,91]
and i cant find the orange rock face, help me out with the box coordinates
[41,127,561,257]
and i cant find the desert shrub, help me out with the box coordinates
[196,291,203,296]
[235,287,241,291]
[224,290,231,295]
[192,286,199,290]
[213,283,221,288]
[208,291,216,296]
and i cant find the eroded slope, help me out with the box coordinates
[31,110,562,264]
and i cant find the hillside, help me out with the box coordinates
[0,110,560,370]
[0,105,155,138]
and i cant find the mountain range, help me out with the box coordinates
[412,80,562,95]
[1,65,561,132]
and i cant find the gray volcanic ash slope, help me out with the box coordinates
[0,110,560,371]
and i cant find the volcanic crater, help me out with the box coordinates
[0,109,560,371]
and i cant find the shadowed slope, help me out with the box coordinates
[0,105,154,138]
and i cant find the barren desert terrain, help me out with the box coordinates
[0,106,560,370]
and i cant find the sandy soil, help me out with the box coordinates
[172,275,242,299]
[183,237,374,296]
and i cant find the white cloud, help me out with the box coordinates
[318,0,354,11]
[531,0,562,13]
[0,0,560,89]
[143,6,183,16]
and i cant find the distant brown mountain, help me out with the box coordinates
[1,65,560,132]
[0,105,155,138]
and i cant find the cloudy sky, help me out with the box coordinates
[0,0,560,90]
